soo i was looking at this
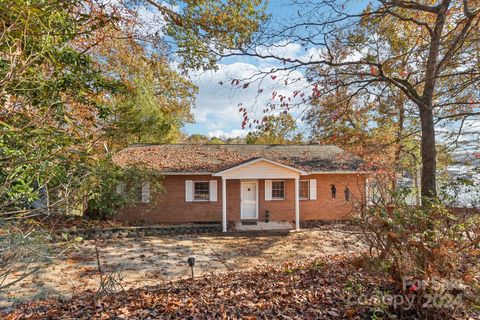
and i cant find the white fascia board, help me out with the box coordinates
[213,157,307,176]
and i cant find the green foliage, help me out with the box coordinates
[108,73,194,145]
[1,0,267,216]
[93,29,197,147]
[83,160,163,219]
[0,0,267,293]
[208,137,225,144]
[165,0,268,70]
[0,0,122,214]
[187,134,210,144]
[183,135,246,144]
[0,122,93,213]
[246,114,303,145]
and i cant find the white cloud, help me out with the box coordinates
[206,129,250,139]
[185,60,311,136]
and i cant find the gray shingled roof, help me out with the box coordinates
[113,144,364,173]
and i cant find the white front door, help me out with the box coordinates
[241,181,258,219]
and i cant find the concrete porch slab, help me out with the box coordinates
[234,221,294,231]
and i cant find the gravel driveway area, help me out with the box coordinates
[2,226,363,305]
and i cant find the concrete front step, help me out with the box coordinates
[234,221,294,232]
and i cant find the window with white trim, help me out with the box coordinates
[141,181,150,203]
[193,181,210,201]
[299,180,309,199]
[271,180,285,199]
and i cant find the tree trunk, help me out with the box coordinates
[393,96,405,192]
[420,106,437,199]
[416,0,450,201]
[415,161,421,206]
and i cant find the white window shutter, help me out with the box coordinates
[309,179,317,200]
[141,181,150,203]
[265,180,272,201]
[116,182,125,195]
[185,180,193,202]
[209,180,217,202]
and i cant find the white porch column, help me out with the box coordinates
[222,177,227,232]
[294,177,300,231]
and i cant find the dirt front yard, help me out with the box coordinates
[2,225,364,306]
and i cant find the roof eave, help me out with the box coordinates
[213,157,308,176]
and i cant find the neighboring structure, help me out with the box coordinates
[113,144,368,232]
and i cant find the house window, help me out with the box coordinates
[194,182,210,201]
[331,184,336,198]
[344,187,350,201]
[141,182,150,203]
[271,180,285,199]
[299,180,309,199]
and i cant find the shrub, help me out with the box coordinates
[82,159,162,219]
[355,189,480,317]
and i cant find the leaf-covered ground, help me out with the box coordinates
[4,253,479,319]
[4,255,395,319]
[3,226,364,305]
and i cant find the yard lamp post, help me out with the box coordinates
[187,256,195,280]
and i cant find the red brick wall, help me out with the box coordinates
[117,175,222,224]
[116,173,367,224]
[299,174,366,221]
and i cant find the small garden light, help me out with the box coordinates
[187,256,195,280]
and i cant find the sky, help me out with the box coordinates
[182,0,371,139]
[116,0,316,139]
[183,1,316,139]
[134,0,479,150]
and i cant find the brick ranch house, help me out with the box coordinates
[113,144,369,232]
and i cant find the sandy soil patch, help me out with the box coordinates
[1,227,364,306]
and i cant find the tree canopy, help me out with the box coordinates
[246,114,303,144]
[0,0,266,215]
[222,0,480,200]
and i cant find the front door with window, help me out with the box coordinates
[241,181,258,219]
